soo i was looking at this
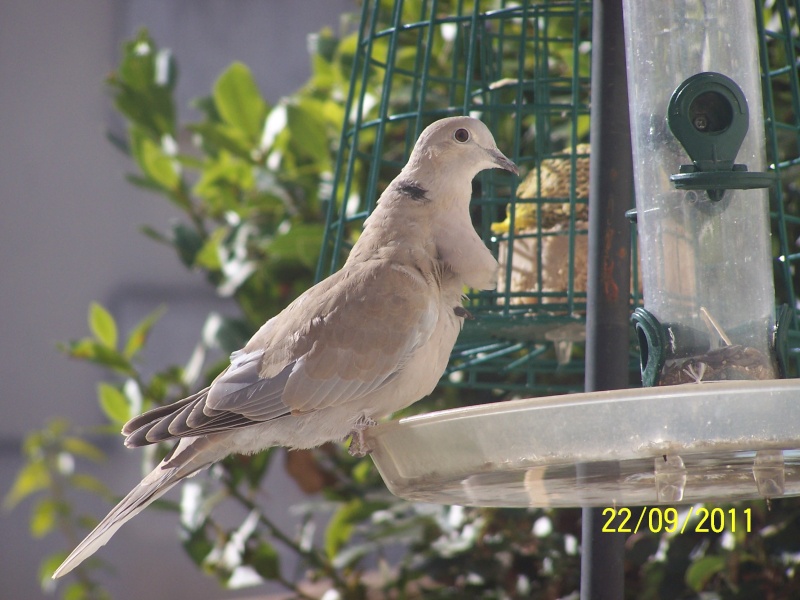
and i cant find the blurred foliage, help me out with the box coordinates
[8,1,800,599]
[4,418,113,600]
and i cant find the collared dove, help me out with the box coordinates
[53,116,518,578]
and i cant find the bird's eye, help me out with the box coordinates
[453,128,470,143]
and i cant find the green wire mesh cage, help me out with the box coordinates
[317,0,800,394]
[317,0,603,396]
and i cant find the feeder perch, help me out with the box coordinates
[668,72,776,202]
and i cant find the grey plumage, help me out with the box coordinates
[52,116,517,579]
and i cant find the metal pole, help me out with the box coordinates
[581,0,633,597]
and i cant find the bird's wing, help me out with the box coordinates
[123,260,440,446]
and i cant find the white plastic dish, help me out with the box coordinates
[364,380,800,507]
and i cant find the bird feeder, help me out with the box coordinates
[625,2,781,387]
[322,0,800,508]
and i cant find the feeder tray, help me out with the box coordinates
[365,380,800,507]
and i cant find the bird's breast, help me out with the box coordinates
[433,214,498,291]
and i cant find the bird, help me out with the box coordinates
[52,116,518,578]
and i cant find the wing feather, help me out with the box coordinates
[122,259,440,446]
[280,261,438,413]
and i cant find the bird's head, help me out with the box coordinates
[406,116,519,180]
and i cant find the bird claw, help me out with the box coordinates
[683,361,707,384]
[347,415,377,457]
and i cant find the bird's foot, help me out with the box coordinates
[683,361,707,384]
[347,416,377,457]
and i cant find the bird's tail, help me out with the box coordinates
[52,437,215,579]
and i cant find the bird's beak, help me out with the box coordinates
[488,148,519,176]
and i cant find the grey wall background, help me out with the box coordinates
[0,1,353,598]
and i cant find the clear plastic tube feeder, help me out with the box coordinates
[623,0,779,385]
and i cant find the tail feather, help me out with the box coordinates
[52,438,215,579]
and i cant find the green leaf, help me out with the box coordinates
[30,498,58,538]
[248,542,280,580]
[172,222,205,267]
[89,303,117,349]
[60,339,132,373]
[242,449,273,489]
[194,228,225,271]
[685,555,726,591]
[130,128,181,190]
[125,172,170,193]
[98,383,130,425]
[268,222,326,269]
[64,580,107,600]
[308,28,339,62]
[202,313,252,354]
[286,101,331,168]
[187,121,252,159]
[325,499,384,559]
[106,129,130,156]
[352,459,373,484]
[58,338,95,360]
[182,525,214,567]
[192,150,255,215]
[92,343,135,373]
[221,449,274,490]
[118,30,158,91]
[69,473,112,498]
[123,304,166,359]
[192,94,220,122]
[39,553,67,588]
[62,437,106,463]
[110,29,176,138]
[139,224,170,245]
[213,62,268,142]
[4,461,50,509]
